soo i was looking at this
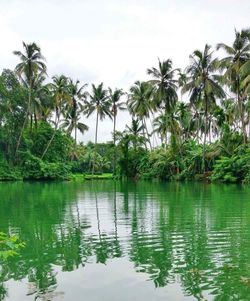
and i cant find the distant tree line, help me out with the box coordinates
[0,28,250,182]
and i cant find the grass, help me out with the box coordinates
[70,173,114,181]
[84,173,114,180]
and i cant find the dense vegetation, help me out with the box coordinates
[1,29,250,182]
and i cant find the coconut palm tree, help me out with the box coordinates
[175,102,192,140]
[182,44,225,171]
[217,28,250,139]
[126,118,144,133]
[124,118,147,150]
[31,73,49,127]
[153,110,180,148]
[84,83,112,174]
[241,59,250,96]
[41,75,71,160]
[108,88,126,174]
[13,42,46,157]
[147,58,179,112]
[62,108,88,142]
[63,79,88,144]
[128,81,153,149]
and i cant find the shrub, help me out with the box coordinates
[211,147,250,183]
[22,153,71,180]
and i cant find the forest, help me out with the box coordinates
[0,28,250,183]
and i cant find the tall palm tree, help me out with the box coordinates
[153,113,170,146]
[175,102,192,140]
[13,42,46,157]
[217,28,250,140]
[31,73,48,127]
[84,83,112,174]
[128,81,153,149]
[108,88,126,175]
[64,79,88,144]
[182,44,225,171]
[147,58,179,112]
[41,75,71,160]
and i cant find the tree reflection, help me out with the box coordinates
[1,182,250,300]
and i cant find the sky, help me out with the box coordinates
[0,0,250,142]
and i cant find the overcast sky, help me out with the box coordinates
[0,0,249,142]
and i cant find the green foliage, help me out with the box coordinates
[0,158,22,181]
[134,140,220,181]
[0,34,250,182]
[29,122,73,162]
[211,146,250,183]
[22,153,71,180]
[118,148,147,178]
[0,232,25,260]
[220,125,244,155]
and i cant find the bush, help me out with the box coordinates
[0,160,22,181]
[29,122,73,162]
[22,153,71,180]
[211,146,250,183]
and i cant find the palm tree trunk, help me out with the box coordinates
[248,116,250,140]
[41,111,59,160]
[142,119,148,151]
[30,114,33,132]
[75,124,77,145]
[34,111,38,130]
[237,80,246,142]
[196,113,200,144]
[150,113,157,148]
[143,118,152,150]
[203,96,208,173]
[14,80,32,160]
[92,110,99,175]
[208,117,211,143]
[71,122,77,161]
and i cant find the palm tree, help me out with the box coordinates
[182,44,225,171]
[125,118,147,150]
[31,73,48,127]
[153,110,180,148]
[175,102,192,140]
[62,109,88,142]
[153,113,169,146]
[217,28,250,140]
[64,79,88,144]
[147,58,179,112]
[41,75,71,160]
[241,59,250,96]
[108,88,126,174]
[84,83,112,174]
[13,42,46,157]
[128,81,153,149]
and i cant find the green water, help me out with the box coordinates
[1,181,250,301]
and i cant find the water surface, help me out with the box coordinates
[1,181,250,301]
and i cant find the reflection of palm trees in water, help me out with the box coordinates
[2,183,250,300]
[94,187,101,241]
[0,282,7,301]
[113,181,122,257]
[93,182,122,263]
